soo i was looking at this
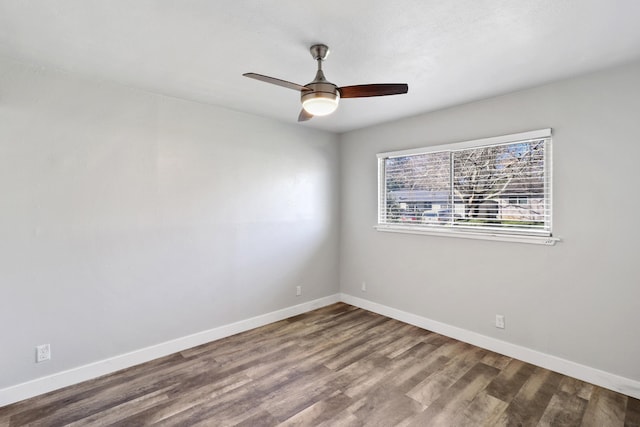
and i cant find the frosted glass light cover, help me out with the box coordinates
[302,96,339,116]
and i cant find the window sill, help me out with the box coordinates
[374,225,560,246]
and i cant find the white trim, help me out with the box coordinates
[4,291,639,407]
[378,128,552,158]
[374,225,560,245]
[0,294,340,407]
[340,293,640,400]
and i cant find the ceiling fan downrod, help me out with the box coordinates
[302,44,340,115]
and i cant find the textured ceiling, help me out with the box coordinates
[1,0,640,133]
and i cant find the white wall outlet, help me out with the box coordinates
[495,314,505,329]
[361,281,366,292]
[296,286,301,296]
[36,344,51,363]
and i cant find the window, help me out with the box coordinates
[377,129,557,245]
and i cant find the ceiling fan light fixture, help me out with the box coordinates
[244,43,408,122]
[301,91,340,116]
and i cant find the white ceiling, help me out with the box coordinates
[1,1,640,133]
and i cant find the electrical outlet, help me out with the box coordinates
[296,286,302,296]
[361,281,366,292]
[495,314,505,329]
[36,344,51,363]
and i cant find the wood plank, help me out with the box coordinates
[277,391,353,426]
[378,325,432,358]
[406,345,488,406]
[481,352,512,370]
[7,357,204,426]
[484,358,537,403]
[493,367,564,426]
[582,387,628,427]
[107,371,255,425]
[537,391,588,427]
[625,397,640,427]
[355,393,423,426]
[322,319,408,371]
[315,410,363,427]
[558,376,593,401]
[450,391,509,426]
[406,362,501,426]
[65,388,172,426]
[1,351,189,422]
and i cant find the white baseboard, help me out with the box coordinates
[0,294,340,407]
[340,293,640,400]
[3,292,639,407]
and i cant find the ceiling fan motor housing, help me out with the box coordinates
[301,82,340,116]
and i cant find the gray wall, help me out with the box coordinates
[0,58,340,389]
[339,60,640,381]
[3,53,639,393]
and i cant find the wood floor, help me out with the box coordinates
[1,303,639,426]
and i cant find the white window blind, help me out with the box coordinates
[377,129,553,242]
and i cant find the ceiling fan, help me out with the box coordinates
[243,44,408,122]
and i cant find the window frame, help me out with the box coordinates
[375,129,559,245]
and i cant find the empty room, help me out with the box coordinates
[1,1,640,425]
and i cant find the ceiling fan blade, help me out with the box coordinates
[298,109,313,122]
[243,73,309,92]
[338,83,408,98]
